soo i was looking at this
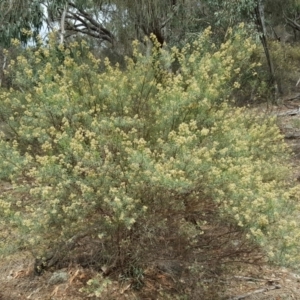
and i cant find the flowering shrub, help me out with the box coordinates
[269,40,300,95]
[0,27,299,273]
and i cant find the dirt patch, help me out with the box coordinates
[223,265,300,299]
[0,253,91,299]
[2,253,300,299]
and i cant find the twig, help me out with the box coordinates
[277,108,300,116]
[0,55,7,87]
[231,284,281,300]
[284,93,300,101]
[233,275,280,282]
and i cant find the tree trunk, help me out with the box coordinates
[60,4,68,45]
[254,0,279,102]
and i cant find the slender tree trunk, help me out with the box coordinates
[0,54,7,87]
[254,0,279,103]
[60,3,68,45]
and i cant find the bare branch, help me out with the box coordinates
[65,22,113,43]
[231,284,281,300]
[64,2,114,44]
[285,15,300,31]
[66,12,98,31]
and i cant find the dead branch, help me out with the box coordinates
[34,230,92,275]
[233,275,280,283]
[66,1,114,43]
[285,15,300,32]
[277,108,300,116]
[231,284,281,300]
[284,93,300,102]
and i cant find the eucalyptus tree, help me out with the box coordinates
[0,0,204,48]
[44,0,204,51]
[198,0,281,99]
[0,0,203,84]
[265,0,300,41]
[2,0,299,97]
[0,0,43,46]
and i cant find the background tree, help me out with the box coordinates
[1,1,300,97]
[0,0,43,46]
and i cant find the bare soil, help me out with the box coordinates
[2,252,300,299]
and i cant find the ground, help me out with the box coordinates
[1,100,300,300]
[2,252,300,299]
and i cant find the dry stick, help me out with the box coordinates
[277,108,300,117]
[284,93,300,101]
[233,275,280,282]
[0,55,7,87]
[231,284,281,300]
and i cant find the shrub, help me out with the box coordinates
[268,40,300,96]
[0,26,299,283]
